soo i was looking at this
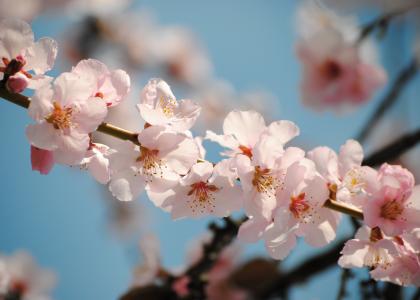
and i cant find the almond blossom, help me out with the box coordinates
[308,139,377,208]
[0,251,56,300]
[0,18,57,92]
[363,164,420,236]
[26,72,107,165]
[71,58,130,107]
[263,159,339,259]
[296,2,387,111]
[338,225,398,270]
[137,78,201,132]
[152,160,242,219]
[206,110,299,159]
[108,125,199,202]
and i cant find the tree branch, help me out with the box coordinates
[356,59,418,143]
[357,3,420,44]
[363,127,420,167]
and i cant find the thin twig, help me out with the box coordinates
[336,269,353,300]
[356,59,418,143]
[357,2,420,44]
[363,127,420,167]
[324,199,363,220]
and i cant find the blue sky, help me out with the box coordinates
[0,1,419,299]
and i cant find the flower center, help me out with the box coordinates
[137,146,162,177]
[319,59,342,80]
[289,192,310,219]
[187,181,220,213]
[238,145,252,158]
[45,102,73,130]
[10,279,28,295]
[369,227,383,243]
[159,96,177,117]
[252,166,276,195]
[343,169,365,195]
[380,199,404,221]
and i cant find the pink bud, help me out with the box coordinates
[31,146,54,175]
[6,73,29,93]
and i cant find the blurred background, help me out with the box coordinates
[0,0,419,299]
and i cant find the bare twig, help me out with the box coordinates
[356,59,418,143]
[336,269,353,300]
[363,127,420,167]
[357,2,420,44]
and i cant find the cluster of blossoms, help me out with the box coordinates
[0,251,56,300]
[1,14,419,291]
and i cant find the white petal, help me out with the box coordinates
[204,130,239,151]
[338,240,369,268]
[28,84,54,121]
[0,19,33,59]
[26,122,57,150]
[109,169,146,202]
[181,161,213,186]
[24,37,57,74]
[73,97,107,133]
[238,217,269,243]
[88,152,110,184]
[223,110,266,147]
[307,146,339,181]
[266,120,300,144]
[54,72,95,106]
[338,139,363,176]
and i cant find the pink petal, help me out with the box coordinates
[30,145,54,175]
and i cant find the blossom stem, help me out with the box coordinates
[0,87,140,146]
[356,58,418,143]
[324,199,363,220]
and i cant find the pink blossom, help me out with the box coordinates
[153,160,241,219]
[0,19,57,90]
[0,251,56,300]
[296,3,386,111]
[371,234,420,287]
[26,72,107,165]
[137,78,201,132]
[71,59,130,107]
[206,110,299,159]
[263,160,338,259]
[108,125,199,202]
[338,226,398,269]
[80,143,114,184]
[30,145,54,175]
[236,141,304,221]
[308,139,377,208]
[363,166,420,236]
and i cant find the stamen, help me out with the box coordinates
[289,192,310,219]
[45,102,73,130]
[137,146,163,179]
[187,181,219,214]
[159,96,177,117]
[380,199,404,221]
[252,166,276,196]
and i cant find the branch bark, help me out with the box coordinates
[356,59,418,143]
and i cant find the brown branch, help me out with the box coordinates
[0,87,140,146]
[324,199,363,220]
[363,127,420,167]
[257,237,350,299]
[356,59,418,143]
[357,3,420,44]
